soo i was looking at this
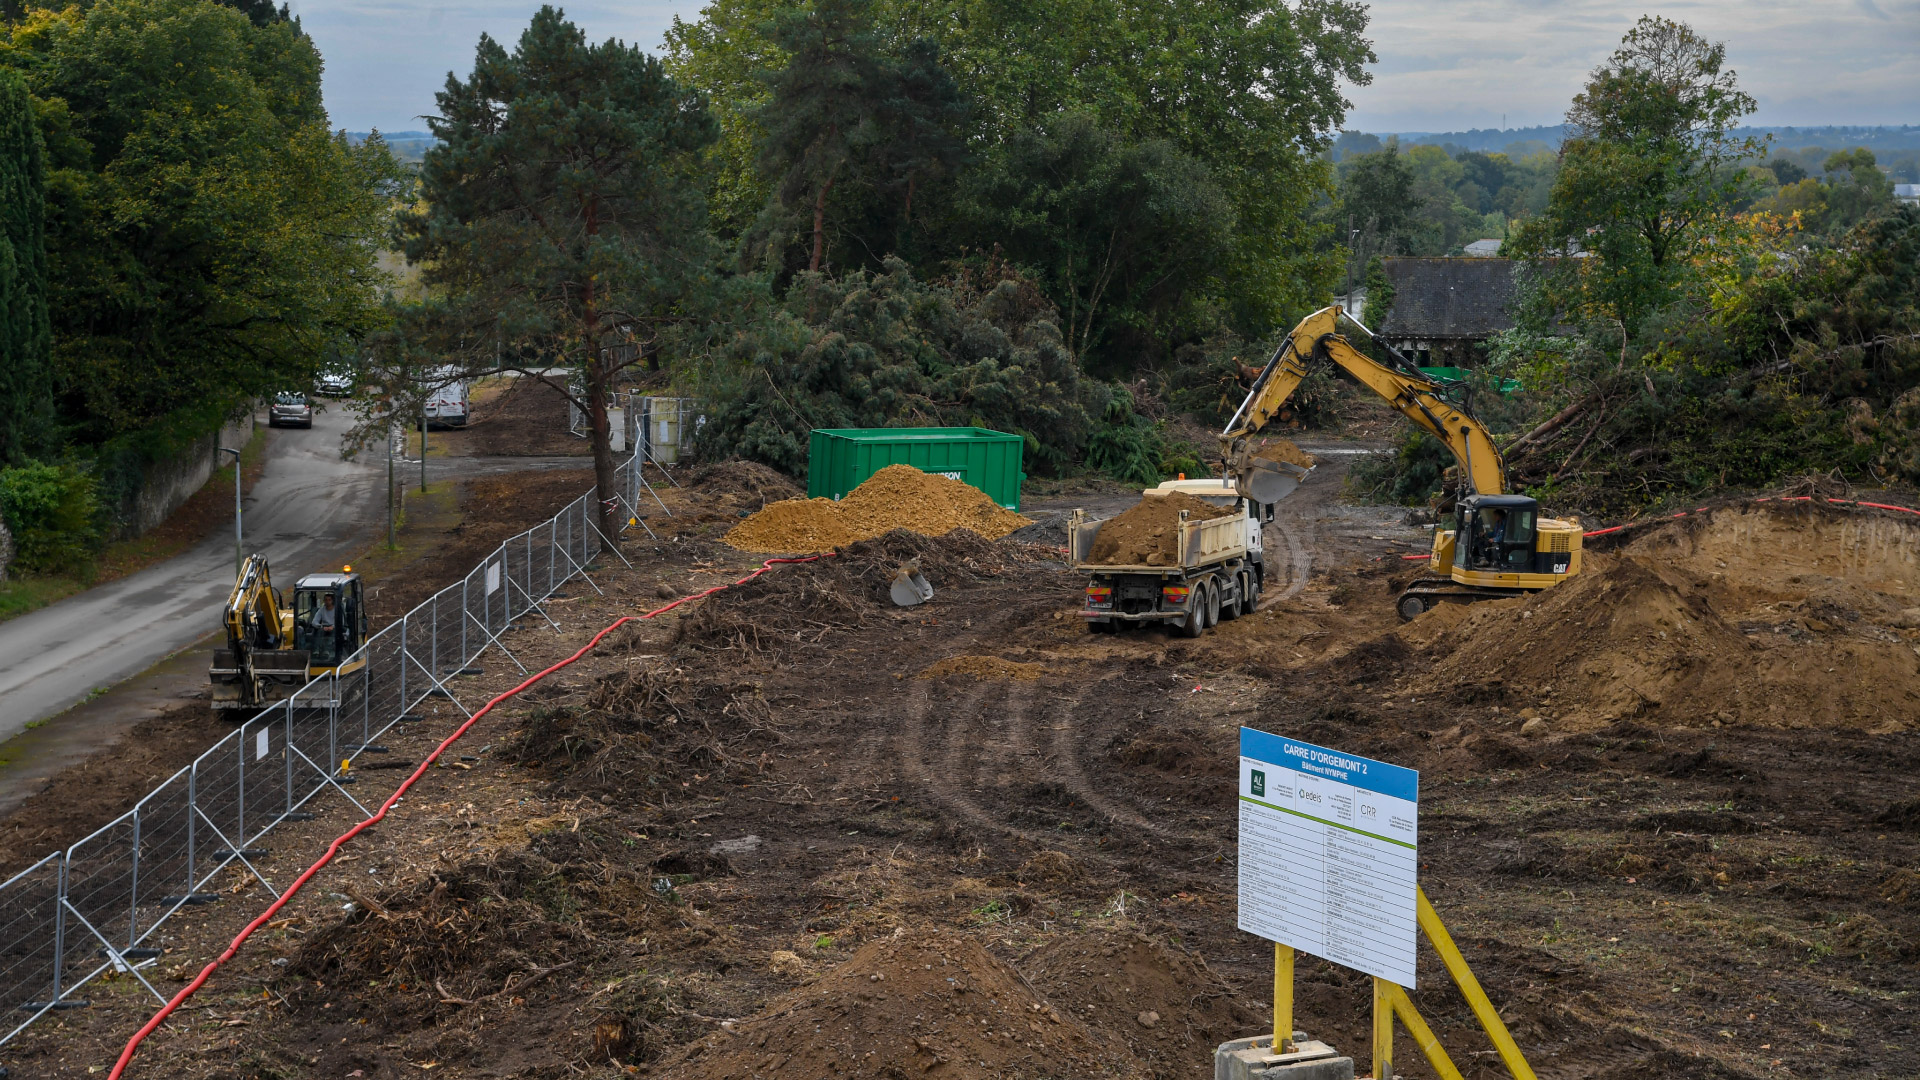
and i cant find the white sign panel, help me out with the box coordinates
[1238,728,1419,987]
[486,561,501,596]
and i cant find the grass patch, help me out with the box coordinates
[0,575,89,622]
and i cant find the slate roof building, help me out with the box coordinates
[1377,257,1519,366]
[1462,239,1504,256]
[1897,184,1920,205]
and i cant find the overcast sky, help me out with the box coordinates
[292,0,1919,136]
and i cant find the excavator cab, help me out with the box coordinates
[1456,495,1539,571]
[291,572,366,670]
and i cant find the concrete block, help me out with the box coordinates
[1215,1031,1356,1080]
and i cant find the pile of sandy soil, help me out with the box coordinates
[1399,504,1920,732]
[724,465,1029,553]
[1087,491,1239,566]
[918,655,1048,681]
[1254,438,1316,469]
[661,933,1131,1080]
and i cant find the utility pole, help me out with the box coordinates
[219,446,242,579]
[419,403,428,493]
[1344,214,1357,316]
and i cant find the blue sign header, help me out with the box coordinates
[1240,728,1418,803]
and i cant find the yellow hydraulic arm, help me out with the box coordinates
[1221,306,1508,498]
[224,553,287,657]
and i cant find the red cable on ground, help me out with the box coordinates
[109,554,830,1079]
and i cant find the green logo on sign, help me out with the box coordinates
[1250,769,1265,797]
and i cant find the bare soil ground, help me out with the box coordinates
[430,377,589,458]
[8,458,1920,1080]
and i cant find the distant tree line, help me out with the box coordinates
[1352,16,1920,517]
[367,0,1378,528]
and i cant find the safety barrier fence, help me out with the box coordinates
[0,458,637,1047]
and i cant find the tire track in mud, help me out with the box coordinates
[1267,516,1311,601]
[897,680,1046,845]
[1044,689,1161,835]
[1042,688,1217,845]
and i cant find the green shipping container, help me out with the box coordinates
[808,427,1026,510]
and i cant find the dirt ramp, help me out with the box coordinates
[663,933,1132,1080]
[1617,503,1920,617]
[1407,505,1920,731]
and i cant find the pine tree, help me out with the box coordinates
[400,6,721,540]
[0,68,51,465]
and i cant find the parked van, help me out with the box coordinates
[423,369,469,429]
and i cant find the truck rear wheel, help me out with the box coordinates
[1088,619,1115,634]
[1219,572,1244,621]
[1177,601,1204,637]
[1203,581,1221,628]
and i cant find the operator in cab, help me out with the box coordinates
[312,592,338,632]
[1476,508,1507,567]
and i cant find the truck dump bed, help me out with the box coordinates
[1066,507,1250,574]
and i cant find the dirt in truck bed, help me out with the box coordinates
[1088,490,1240,566]
[9,458,1920,1080]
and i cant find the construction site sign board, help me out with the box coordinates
[1236,728,1419,987]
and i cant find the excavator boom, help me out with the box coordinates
[209,553,308,712]
[1221,307,1507,499]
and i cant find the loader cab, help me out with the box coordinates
[291,571,366,669]
[1453,494,1540,573]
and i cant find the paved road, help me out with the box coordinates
[0,406,382,741]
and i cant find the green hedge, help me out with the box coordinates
[0,462,101,576]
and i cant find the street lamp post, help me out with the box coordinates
[218,446,242,579]
[387,423,397,550]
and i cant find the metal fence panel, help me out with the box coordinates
[0,463,622,1043]
[0,856,62,1036]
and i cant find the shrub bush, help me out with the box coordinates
[0,462,102,576]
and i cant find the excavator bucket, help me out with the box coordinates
[889,561,934,607]
[1237,456,1311,504]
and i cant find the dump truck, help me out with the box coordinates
[1070,473,1308,637]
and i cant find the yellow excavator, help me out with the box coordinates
[209,554,368,712]
[1222,305,1582,620]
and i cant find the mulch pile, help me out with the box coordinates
[724,466,1028,553]
[1086,491,1238,567]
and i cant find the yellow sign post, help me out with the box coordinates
[1260,888,1538,1080]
